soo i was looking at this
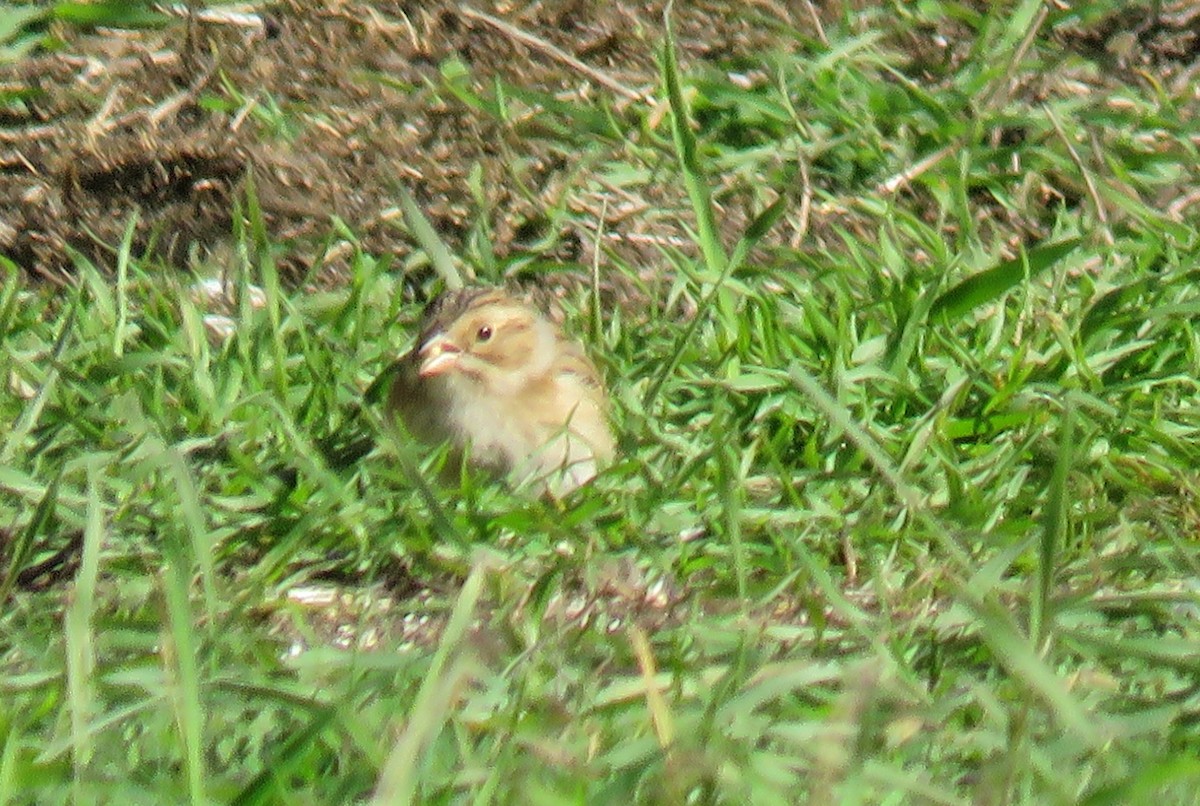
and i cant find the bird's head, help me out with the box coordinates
[414,288,556,396]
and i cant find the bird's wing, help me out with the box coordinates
[553,340,606,391]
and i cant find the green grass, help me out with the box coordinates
[5,0,1200,803]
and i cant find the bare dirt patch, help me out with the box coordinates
[1,1,801,287]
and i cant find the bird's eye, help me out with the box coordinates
[476,325,493,342]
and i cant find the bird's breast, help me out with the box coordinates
[441,376,542,471]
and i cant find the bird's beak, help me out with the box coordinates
[417,334,462,378]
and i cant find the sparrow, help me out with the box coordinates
[387,286,614,497]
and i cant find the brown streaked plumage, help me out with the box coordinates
[388,287,614,496]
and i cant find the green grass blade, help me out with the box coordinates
[371,561,487,804]
[53,1,168,28]
[231,706,337,806]
[931,238,1081,321]
[243,172,288,394]
[714,395,747,605]
[0,292,78,466]
[727,194,787,276]
[0,466,63,605]
[642,196,786,412]
[65,462,104,790]
[1032,398,1075,644]
[113,211,136,358]
[0,258,21,339]
[0,711,21,803]
[396,185,465,290]
[1080,757,1200,806]
[163,447,219,624]
[162,539,206,805]
[0,6,49,48]
[659,2,726,274]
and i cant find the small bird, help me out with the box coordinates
[387,286,614,497]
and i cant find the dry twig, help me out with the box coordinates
[458,6,650,103]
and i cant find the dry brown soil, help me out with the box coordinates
[1,1,813,287]
[3,2,1197,288]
